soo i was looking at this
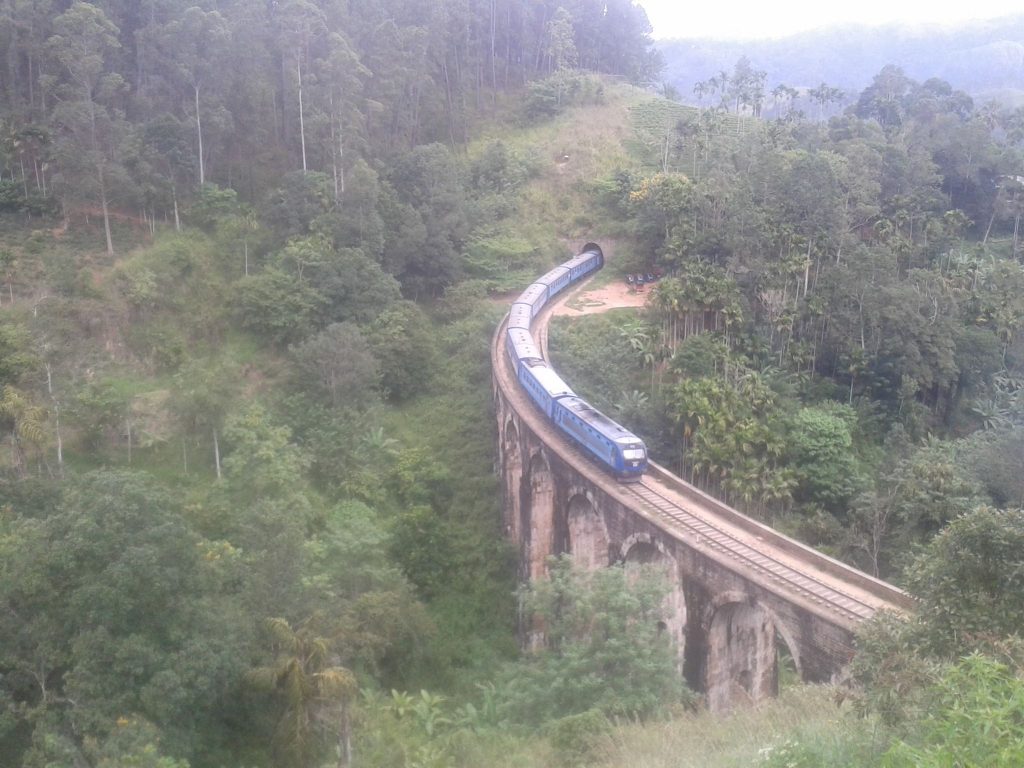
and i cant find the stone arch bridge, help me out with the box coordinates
[493,288,912,713]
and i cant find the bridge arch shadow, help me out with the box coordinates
[702,592,804,713]
[620,534,686,670]
[563,489,610,570]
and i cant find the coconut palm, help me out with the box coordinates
[248,617,358,768]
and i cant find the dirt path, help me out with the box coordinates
[552,277,650,316]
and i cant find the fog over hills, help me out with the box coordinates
[658,14,1024,105]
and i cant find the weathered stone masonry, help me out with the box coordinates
[495,380,891,712]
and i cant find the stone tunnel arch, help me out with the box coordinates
[525,450,555,580]
[704,592,781,713]
[621,534,686,669]
[564,490,609,570]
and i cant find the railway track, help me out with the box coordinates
[627,480,878,622]
[498,276,911,629]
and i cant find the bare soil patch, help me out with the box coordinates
[554,278,650,316]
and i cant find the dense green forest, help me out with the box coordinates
[1,1,1023,767]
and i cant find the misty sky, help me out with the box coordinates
[638,0,1023,40]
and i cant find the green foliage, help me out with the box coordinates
[786,404,863,512]
[959,425,1024,508]
[91,719,191,768]
[0,319,38,385]
[290,322,379,409]
[4,5,1024,762]
[233,267,324,345]
[247,617,357,768]
[387,505,457,601]
[905,506,1024,654]
[670,332,730,378]
[549,313,646,408]
[525,73,583,119]
[0,470,250,764]
[262,171,332,243]
[462,234,543,289]
[365,301,436,402]
[666,371,794,514]
[221,404,312,508]
[383,144,469,296]
[852,505,1024,753]
[881,654,1024,767]
[469,141,537,195]
[497,556,689,726]
[187,184,239,231]
[544,709,611,767]
[0,180,57,216]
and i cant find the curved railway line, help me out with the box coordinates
[496,274,913,633]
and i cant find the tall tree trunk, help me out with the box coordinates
[337,706,352,768]
[98,165,114,256]
[297,56,307,173]
[45,362,63,475]
[195,84,205,185]
[84,85,114,254]
[213,427,221,479]
[489,0,497,95]
[54,403,63,476]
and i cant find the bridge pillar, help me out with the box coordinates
[501,415,523,545]
[525,450,555,581]
[703,596,777,713]
[622,535,687,670]
[564,490,610,570]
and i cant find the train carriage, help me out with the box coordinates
[508,302,534,331]
[518,363,575,418]
[552,397,648,481]
[505,327,543,372]
[563,247,603,281]
[517,283,548,316]
[534,265,572,297]
[505,242,647,482]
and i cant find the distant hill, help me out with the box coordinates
[658,14,1024,107]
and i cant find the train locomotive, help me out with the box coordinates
[505,243,648,481]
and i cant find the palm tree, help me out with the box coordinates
[614,389,650,428]
[0,385,47,477]
[248,617,358,768]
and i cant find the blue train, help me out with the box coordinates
[505,243,648,482]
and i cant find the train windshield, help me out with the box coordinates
[622,447,645,460]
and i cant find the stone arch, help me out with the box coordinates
[764,610,804,687]
[503,417,522,543]
[565,490,609,570]
[703,592,777,713]
[525,450,555,580]
[621,534,686,668]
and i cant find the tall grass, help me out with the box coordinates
[590,686,882,768]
